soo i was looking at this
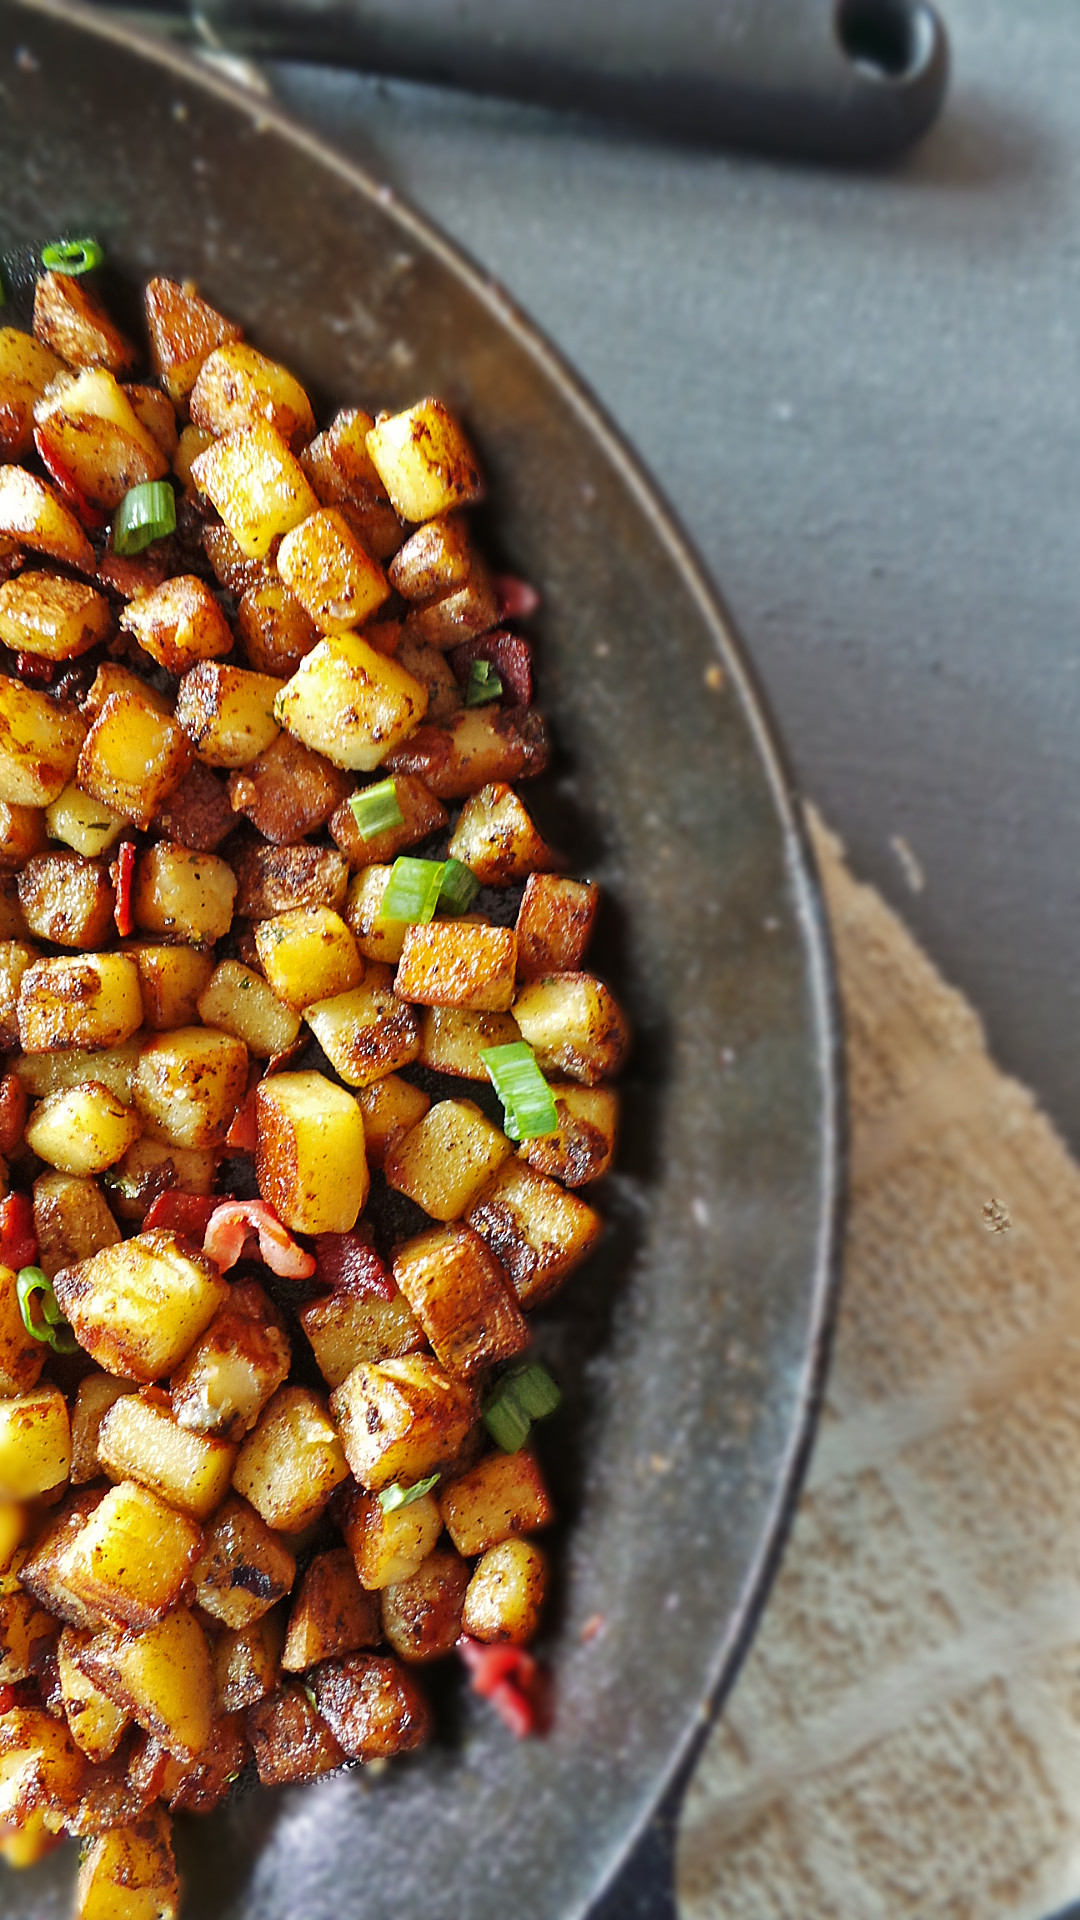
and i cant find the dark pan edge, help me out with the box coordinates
[12,0,847,1902]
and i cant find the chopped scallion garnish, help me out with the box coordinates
[113,480,176,556]
[378,856,445,926]
[483,1364,562,1453]
[480,1041,559,1142]
[16,1267,77,1355]
[439,857,480,915]
[40,236,104,276]
[465,658,503,707]
[377,1473,440,1513]
[349,779,404,842]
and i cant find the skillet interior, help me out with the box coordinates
[0,8,842,1915]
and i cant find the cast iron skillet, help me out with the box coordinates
[0,6,843,1915]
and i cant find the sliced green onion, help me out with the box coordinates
[301,1680,319,1711]
[16,1267,78,1355]
[349,779,404,842]
[377,1473,440,1514]
[378,856,445,926]
[480,1041,559,1143]
[438,857,480,915]
[40,236,104,276]
[465,658,503,707]
[483,1364,562,1453]
[113,481,176,557]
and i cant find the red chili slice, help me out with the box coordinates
[0,1192,37,1272]
[112,839,136,938]
[313,1232,395,1300]
[142,1192,220,1240]
[14,652,55,684]
[457,1635,542,1738]
[203,1200,316,1280]
[224,1084,258,1153]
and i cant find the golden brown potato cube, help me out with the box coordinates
[233,843,348,920]
[393,1223,527,1380]
[120,574,232,673]
[0,1809,61,1869]
[236,575,319,678]
[419,1005,521,1080]
[462,1538,547,1645]
[366,399,483,523]
[123,943,213,1031]
[173,421,214,494]
[304,966,422,1090]
[197,959,301,1058]
[439,1449,552,1557]
[191,420,319,561]
[77,691,192,830]
[388,514,474,601]
[0,1263,46,1396]
[171,1279,291,1443]
[149,759,235,854]
[343,1488,443,1592]
[17,1491,113,1631]
[56,1481,202,1628]
[356,1073,430,1170]
[380,1548,470,1664]
[157,1710,249,1816]
[466,1159,602,1308]
[76,1608,214,1761]
[345,864,409,963]
[190,340,315,449]
[0,1387,70,1499]
[59,1627,131,1762]
[330,1354,475,1492]
[192,1493,297,1628]
[0,1706,86,1827]
[213,1608,283,1714]
[144,276,242,404]
[384,706,550,800]
[34,267,135,371]
[43,785,126,859]
[277,507,390,636]
[17,953,143,1054]
[0,674,86,807]
[134,1027,248,1150]
[301,408,392,509]
[227,727,352,844]
[330,771,447,872]
[106,1137,215,1227]
[394,631,464,718]
[18,851,114,950]
[520,1083,618,1187]
[76,1805,180,1920]
[33,1171,119,1285]
[515,873,599,980]
[312,1650,430,1759]
[34,368,168,511]
[384,1096,512,1221]
[232,1385,348,1534]
[83,663,171,722]
[132,841,236,944]
[404,573,499,649]
[0,327,65,460]
[176,661,284,769]
[513,971,629,1085]
[0,465,94,574]
[275,630,427,774]
[300,1286,424,1390]
[54,1229,228,1382]
[202,520,267,597]
[0,1589,58,1683]
[0,571,111,661]
[255,1069,368,1234]
[254,906,362,1011]
[97,1393,237,1522]
[125,383,179,460]
[282,1548,381,1671]
[25,1080,141,1175]
[247,1683,344,1785]
[0,799,46,869]
[70,1374,135,1486]
[0,938,39,1046]
[448,782,555,885]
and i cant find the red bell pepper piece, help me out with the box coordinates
[113,839,136,938]
[142,1192,220,1240]
[225,1084,259,1153]
[457,1636,543,1738]
[313,1231,395,1300]
[0,1192,37,1271]
[203,1200,316,1280]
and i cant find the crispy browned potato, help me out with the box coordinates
[439,1449,552,1557]
[202,521,268,597]
[74,1607,214,1761]
[18,1491,113,1632]
[17,851,115,949]
[232,842,348,919]
[158,1711,249,1815]
[191,421,319,562]
[42,781,127,864]
[24,1080,141,1177]
[69,1374,134,1486]
[125,382,180,459]
[274,631,427,773]
[0,1263,46,1395]
[393,1223,527,1380]
[97,1392,237,1522]
[0,1588,58,1683]
[150,759,236,852]
[299,1286,424,1390]
[384,706,549,800]
[0,801,46,869]
[0,939,39,1047]
[197,958,301,1058]
[304,964,422,1090]
[176,662,284,769]
[133,841,237,943]
[255,1070,368,1235]
[343,1488,443,1591]
[254,906,362,1011]
[191,341,315,449]
[448,782,556,884]
[34,269,136,373]
[384,1097,512,1222]
[33,1169,121,1282]
[55,1481,202,1629]
[121,574,233,673]
[513,971,629,1085]
[403,571,499,649]
[171,1279,291,1443]
[461,1538,547,1645]
[77,690,192,829]
[232,1386,349,1535]
[395,922,518,1012]
[34,369,169,511]
[0,571,111,661]
[466,1159,602,1307]
[144,276,243,403]
[58,1626,130,1761]
[355,1072,430,1169]
[281,1548,381,1671]
[107,1136,215,1226]
[519,1084,618,1187]
[247,1683,344,1785]
[418,1005,520,1080]
[123,942,214,1031]
[393,632,464,720]
[330,771,447,871]
[0,466,94,574]
[0,1385,70,1498]
[192,1493,297,1628]
[76,1805,181,1920]
[366,399,483,523]
[17,952,143,1054]
[213,1607,284,1714]
[515,873,599,979]
[311,1651,430,1760]
[330,1355,476,1493]
[0,1705,86,1828]
[236,575,319,678]
[227,728,352,844]
[133,1027,248,1149]
[388,514,474,600]
[54,1229,228,1381]
[0,674,87,807]
[380,1548,470,1664]
[0,328,65,461]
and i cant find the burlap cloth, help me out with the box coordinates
[676,814,1080,1920]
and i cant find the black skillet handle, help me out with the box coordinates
[140,0,950,162]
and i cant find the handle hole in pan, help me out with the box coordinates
[835,0,936,81]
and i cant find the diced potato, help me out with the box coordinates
[77,1608,214,1760]
[275,631,428,773]
[0,1706,86,1827]
[59,1628,131,1762]
[515,872,599,979]
[255,1070,368,1235]
[0,571,111,661]
[0,1589,58,1682]
[173,421,214,493]
[311,1651,430,1760]
[190,341,315,448]
[44,784,128,858]
[344,864,409,963]
[227,728,352,844]
[0,1387,70,1499]
[54,1229,228,1382]
[330,772,447,871]
[0,327,66,460]
[98,1393,237,1522]
[213,1608,283,1714]
[70,1374,135,1485]
[366,399,483,523]
[120,574,232,673]
[233,842,348,919]
[355,1073,430,1170]
[0,465,95,573]
[18,849,114,949]
[282,1548,380,1670]
[106,1137,215,1226]
[380,1548,470,1664]
[77,691,192,830]
[520,1083,618,1186]
[247,1683,344,1785]
[34,269,136,373]
[76,1805,180,1920]
[133,1027,247,1150]
[192,1493,297,1628]
[197,959,300,1058]
[191,420,319,561]
[132,842,236,944]
[83,664,171,723]
[0,800,46,869]
[330,1355,475,1492]
[393,1223,527,1379]
[56,1481,201,1628]
[0,939,39,1047]
[157,1710,249,1816]
[171,1279,291,1443]
[0,1808,61,1867]
[300,1286,424,1390]
[0,1502,26,1574]
[513,972,629,1085]
[342,1488,443,1591]
[17,1491,113,1631]
[232,1385,348,1534]
[202,521,267,596]
[123,943,214,1031]
[25,1081,141,1175]
[300,408,398,530]
[447,782,554,884]
[254,906,362,1010]
[33,368,168,511]
[384,1097,512,1221]
[466,1159,602,1307]
[125,383,180,460]
[236,576,318,678]
[384,706,549,800]
[462,1538,547,1645]
[0,878,29,940]
[404,572,499,649]
[277,507,390,635]
[17,954,143,1054]
[0,1263,46,1396]
[0,674,86,806]
[419,1005,521,1079]
[388,515,474,601]
[304,966,421,1089]
[439,1450,552,1557]
[394,632,464,718]
[176,661,284,768]
[394,921,517,1012]
[17,1039,137,1099]
[33,1170,122,1283]
[145,276,242,404]
[150,761,234,853]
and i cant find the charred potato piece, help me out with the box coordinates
[232,1386,349,1535]
[18,850,115,949]
[171,1279,291,1443]
[0,1263,47,1395]
[515,873,599,979]
[384,1097,512,1222]
[213,1607,284,1714]
[0,939,39,1047]
[133,1027,248,1150]
[393,1223,527,1380]
[462,1538,547,1646]
[53,1229,228,1382]
[232,842,348,919]
[176,661,284,768]
[342,1488,443,1591]
[466,1159,602,1308]
[330,1354,475,1493]
[300,1286,424,1391]
[24,1080,141,1175]
[366,399,483,523]
[33,1169,121,1283]
[70,1374,135,1486]
[17,953,143,1054]
[281,1548,381,1671]
[190,341,315,449]
[236,575,319,678]
[58,1626,131,1762]
[55,1481,202,1629]
[0,327,66,461]
[304,963,422,1090]
[191,420,319,561]
[0,1386,71,1499]
[158,1710,249,1816]
[0,571,111,661]
[123,942,214,1031]
[120,573,233,673]
[277,507,390,635]
[18,1492,113,1632]
[311,1650,430,1760]
[274,631,427,773]
[388,514,474,600]
[355,1072,430,1169]
[384,706,550,800]
[448,781,556,884]
[75,1608,214,1760]
[77,690,192,829]
[519,1083,618,1186]
[0,673,87,806]
[202,520,268,597]
[403,572,499,650]
[439,1449,552,1557]
[227,727,352,844]
[192,1493,296,1628]
[97,1393,237,1522]
[76,1805,181,1920]
[34,268,137,373]
[380,1548,470,1664]
[513,971,629,1085]
[144,276,243,404]
[247,1683,344,1785]
[255,1069,369,1235]
[132,841,237,943]
[395,921,518,1012]
[329,771,447,871]
[0,466,94,574]
[0,800,46,868]
[150,759,236,853]
[33,367,168,511]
